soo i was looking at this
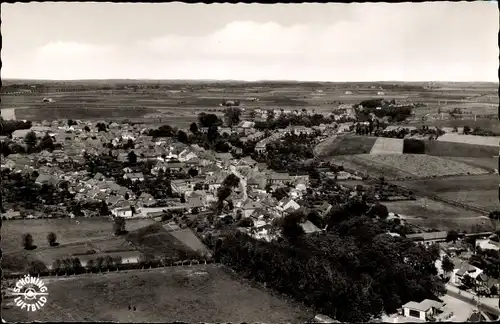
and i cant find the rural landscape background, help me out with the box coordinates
[2,1,499,323]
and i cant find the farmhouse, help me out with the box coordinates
[402,299,444,321]
[268,173,293,186]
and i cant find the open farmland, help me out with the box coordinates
[333,154,489,180]
[369,138,404,154]
[394,175,500,212]
[125,223,202,259]
[443,156,498,172]
[2,265,314,323]
[1,217,155,255]
[315,135,377,157]
[437,134,500,147]
[383,198,493,232]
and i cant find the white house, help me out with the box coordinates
[280,198,301,212]
[402,299,444,321]
[112,207,133,218]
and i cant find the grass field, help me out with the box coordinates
[2,265,314,323]
[352,154,489,179]
[369,138,404,154]
[124,223,201,259]
[437,134,500,147]
[383,198,493,232]
[443,156,498,172]
[424,140,498,158]
[315,135,378,157]
[1,218,155,254]
[393,175,500,212]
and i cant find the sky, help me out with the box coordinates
[1,2,498,82]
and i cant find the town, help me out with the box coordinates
[1,1,498,323]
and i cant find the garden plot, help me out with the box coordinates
[370,138,404,154]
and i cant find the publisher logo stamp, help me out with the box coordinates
[10,275,48,312]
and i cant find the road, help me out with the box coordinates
[445,283,500,318]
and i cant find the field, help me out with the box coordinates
[124,223,204,259]
[444,156,498,172]
[2,264,314,323]
[3,81,496,128]
[383,198,494,232]
[315,135,378,157]
[369,138,404,154]
[394,175,500,212]
[333,154,490,180]
[437,134,500,147]
[1,217,155,254]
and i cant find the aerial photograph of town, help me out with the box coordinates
[1,1,499,323]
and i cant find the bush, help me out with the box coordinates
[403,139,426,154]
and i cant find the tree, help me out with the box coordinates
[96,122,107,132]
[223,174,240,188]
[189,122,199,135]
[281,211,305,243]
[26,260,48,275]
[24,131,37,148]
[84,126,90,132]
[198,113,221,128]
[86,259,96,273]
[177,130,188,144]
[39,133,55,152]
[463,125,471,135]
[127,150,137,165]
[490,284,498,296]
[22,233,34,250]
[47,232,57,246]
[446,230,459,243]
[113,216,126,235]
[100,200,110,216]
[125,192,130,200]
[441,255,455,274]
[188,168,199,177]
[224,107,241,127]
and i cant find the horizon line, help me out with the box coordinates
[3,78,498,83]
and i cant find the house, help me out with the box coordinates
[218,127,233,136]
[35,174,61,186]
[318,202,333,218]
[137,192,157,207]
[291,126,314,136]
[185,196,206,213]
[268,173,293,186]
[166,162,185,172]
[185,157,201,169]
[451,260,484,286]
[236,121,255,134]
[123,172,144,182]
[255,140,267,154]
[242,201,264,218]
[170,179,191,194]
[2,210,22,220]
[300,220,321,234]
[12,129,33,140]
[280,198,301,212]
[406,231,448,244]
[402,299,444,321]
[112,206,133,218]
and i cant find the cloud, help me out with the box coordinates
[4,2,498,81]
[36,41,115,59]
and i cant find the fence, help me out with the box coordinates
[3,258,218,280]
